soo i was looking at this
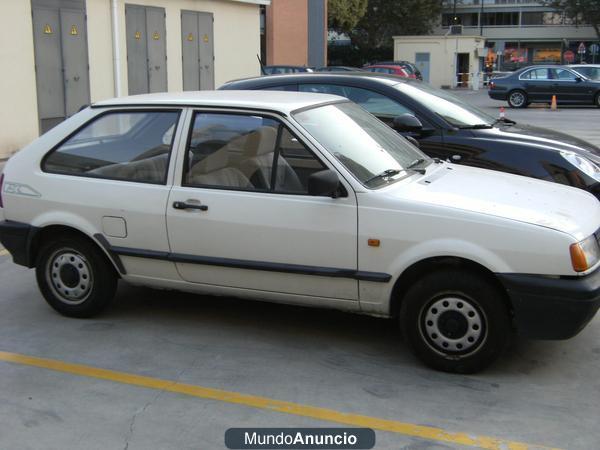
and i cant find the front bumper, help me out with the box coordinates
[0,220,37,267]
[498,270,600,339]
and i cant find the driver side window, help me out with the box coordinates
[183,112,327,194]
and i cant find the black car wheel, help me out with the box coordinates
[595,93,600,108]
[507,90,528,108]
[36,234,117,318]
[400,269,510,373]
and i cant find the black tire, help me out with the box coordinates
[595,93,600,108]
[399,269,510,373]
[507,90,528,108]
[35,234,117,318]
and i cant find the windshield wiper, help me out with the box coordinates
[364,169,403,185]
[406,158,428,173]
[459,123,493,129]
[493,117,517,126]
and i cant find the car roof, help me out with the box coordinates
[222,72,412,87]
[92,90,345,114]
[517,64,574,72]
[568,64,600,67]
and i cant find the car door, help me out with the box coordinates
[297,83,445,157]
[166,109,359,302]
[520,68,553,101]
[550,68,586,102]
[41,109,183,277]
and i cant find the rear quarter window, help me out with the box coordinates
[42,110,181,184]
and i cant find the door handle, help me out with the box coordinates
[173,201,208,211]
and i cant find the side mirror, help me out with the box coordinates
[307,169,340,197]
[575,76,583,82]
[392,114,423,133]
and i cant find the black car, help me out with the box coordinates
[488,65,600,108]
[221,72,600,198]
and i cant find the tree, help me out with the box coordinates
[328,0,368,33]
[545,0,600,38]
[350,0,443,50]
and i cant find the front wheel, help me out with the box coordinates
[595,93,600,108]
[35,235,117,318]
[507,90,528,108]
[400,269,510,373]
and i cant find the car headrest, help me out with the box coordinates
[243,126,278,157]
[192,149,229,175]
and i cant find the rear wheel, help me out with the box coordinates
[400,269,510,373]
[35,235,117,318]
[507,90,528,108]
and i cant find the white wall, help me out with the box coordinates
[394,36,484,89]
[90,0,262,97]
[0,0,262,159]
[0,1,40,159]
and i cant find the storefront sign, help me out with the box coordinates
[533,48,561,64]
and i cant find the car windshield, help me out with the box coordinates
[394,82,496,128]
[293,101,430,188]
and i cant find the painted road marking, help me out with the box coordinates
[0,249,8,256]
[0,351,558,450]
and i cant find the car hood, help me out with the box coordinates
[388,163,600,240]
[471,122,600,160]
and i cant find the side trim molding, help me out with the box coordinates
[108,244,391,283]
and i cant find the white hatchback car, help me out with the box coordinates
[1,91,600,373]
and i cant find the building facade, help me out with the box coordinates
[439,0,599,71]
[261,0,327,68]
[0,0,268,160]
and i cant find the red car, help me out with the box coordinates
[363,64,412,78]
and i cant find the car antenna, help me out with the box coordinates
[257,54,266,75]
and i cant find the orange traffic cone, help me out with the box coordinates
[499,106,506,119]
[551,95,558,111]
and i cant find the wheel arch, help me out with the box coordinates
[389,256,512,319]
[28,224,122,277]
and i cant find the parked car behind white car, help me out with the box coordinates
[1,91,600,373]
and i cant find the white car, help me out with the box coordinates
[1,91,600,373]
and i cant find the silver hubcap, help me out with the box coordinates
[47,250,92,305]
[510,92,525,107]
[421,296,486,355]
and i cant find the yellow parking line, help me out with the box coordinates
[0,350,557,450]
[0,249,8,256]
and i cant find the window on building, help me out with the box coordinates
[43,111,180,184]
[521,12,564,25]
[442,13,479,27]
[481,12,519,26]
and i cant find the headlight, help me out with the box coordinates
[570,234,600,272]
[560,151,600,182]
